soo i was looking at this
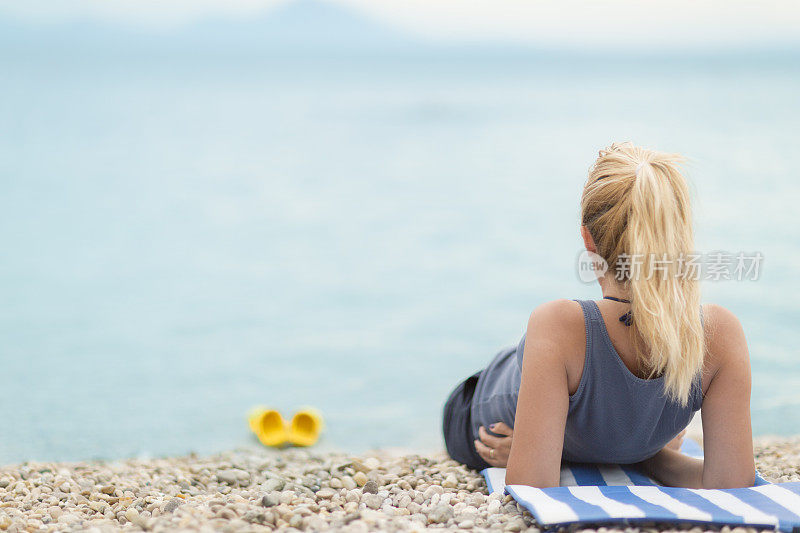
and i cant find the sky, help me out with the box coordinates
[1,0,799,50]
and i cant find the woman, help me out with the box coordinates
[442,142,755,489]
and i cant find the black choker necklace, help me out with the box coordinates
[603,296,633,326]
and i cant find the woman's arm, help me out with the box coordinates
[699,305,755,488]
[504,301,574,487]
[642,305,754,489]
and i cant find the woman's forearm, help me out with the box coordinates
[639,447,704,488]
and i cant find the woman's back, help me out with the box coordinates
[471,299,703,464]
[563,299,703,462]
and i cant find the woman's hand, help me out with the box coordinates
[665,429,686,451]
[474,423,514,467]
[638,445,704,488]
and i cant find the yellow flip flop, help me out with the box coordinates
[288,408,324,447]
[247,407,288,447]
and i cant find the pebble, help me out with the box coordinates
[362,480,379,494]
[423,485,443,500]
[397,494,412,508]
[363,494,384,510]
[427,504,453,524]
[262,477,285,492]
[125,507,139,523]
[261,493,279,507]
[163,498,182,513]
[506,517,526,531]
[315,488,336,500]
[353,471,368,487]
[0,438,793,532]
[217,469,249,485]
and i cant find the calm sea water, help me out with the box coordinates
[2,50,799,464]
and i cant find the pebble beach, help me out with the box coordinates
[1,438,798,533]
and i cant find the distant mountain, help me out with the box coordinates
[2,1,796,62]
[0,0,424,57]
[185,0,414,52]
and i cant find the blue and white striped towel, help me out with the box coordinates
[482,440,800,531]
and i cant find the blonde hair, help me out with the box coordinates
[581,142,703,405]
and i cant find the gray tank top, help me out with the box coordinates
[470,299,703,464]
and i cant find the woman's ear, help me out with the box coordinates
[580,226,597,254]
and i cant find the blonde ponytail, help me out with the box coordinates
[581,142,703,405]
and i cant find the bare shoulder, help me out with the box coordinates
[525,299,585,363]
[527,299,584,330]
[701,303,750,379]
[523,299,586,394]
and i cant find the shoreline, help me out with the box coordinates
[1,437,798,532]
